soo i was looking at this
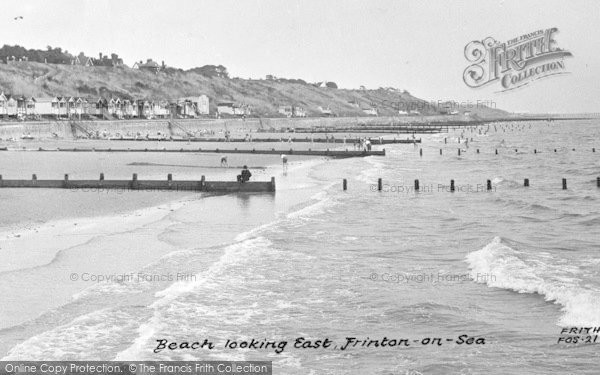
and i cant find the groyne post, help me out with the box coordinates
[132,173,138,189]
[378,178,382,191]
[419,149,423,157]
[32,174,37,181]
[343,178,347,191]
[562,178,567,190]
[524,178,529,187]
[495,149,498,155]
[414,179,419,191]
[450,179,455,192]
[597,177,600,188]
[486,180,491,191]
[270,177,276,192]
[201,175,206,190]
[168,173,172,181]
[439,149,442,155]
[100,173,104,181]
[458,149,461,156]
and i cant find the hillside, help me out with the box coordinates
[0,62,508,118]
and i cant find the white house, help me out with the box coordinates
[278,105,293,117]
[362,107,378,116]
[318,106,333,116]
[178,95,210,116]
[217,102,235,115]
[293,106,306,117]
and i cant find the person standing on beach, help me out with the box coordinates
[281,154,288,172]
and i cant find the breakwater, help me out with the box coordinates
[3,147,385,158]
[0,174,276,192]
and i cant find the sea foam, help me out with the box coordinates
[466,237,600,326]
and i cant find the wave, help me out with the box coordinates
[114,236,273,360]
[466,237,600,326]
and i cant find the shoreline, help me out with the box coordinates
[0,153,330,355]
[1,115,592,141]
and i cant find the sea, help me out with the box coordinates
[0,119,599,374]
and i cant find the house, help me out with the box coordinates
[362,107,378,116]
[132,59,162,73]
[217,102,250,116]
[217,102,235,116]
[278,105,293,117]
[318,106,333,116]
[177,95,209,116]
[293,106,307,118]
[94,53,124,67]
[233,104,251,116]
[279,105,306,118]
[71,54,95,67]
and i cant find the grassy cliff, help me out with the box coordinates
[0,62,508,118]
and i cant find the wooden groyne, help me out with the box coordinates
[5,147,386,157]
[0,174,276,192]
[107,137,420,144]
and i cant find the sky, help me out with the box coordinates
[1,0,599,113]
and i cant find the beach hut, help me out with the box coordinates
[122,99,136,118]
[34,96,59,117]
[56,97,68,117]
[0,92,7,116]
[6,95,17,117]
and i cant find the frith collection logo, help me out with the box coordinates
[463,28,573,91]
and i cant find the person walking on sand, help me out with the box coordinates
[281,154,288,172]
[221,156,228,167]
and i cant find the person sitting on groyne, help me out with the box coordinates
[237,165,252,183]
